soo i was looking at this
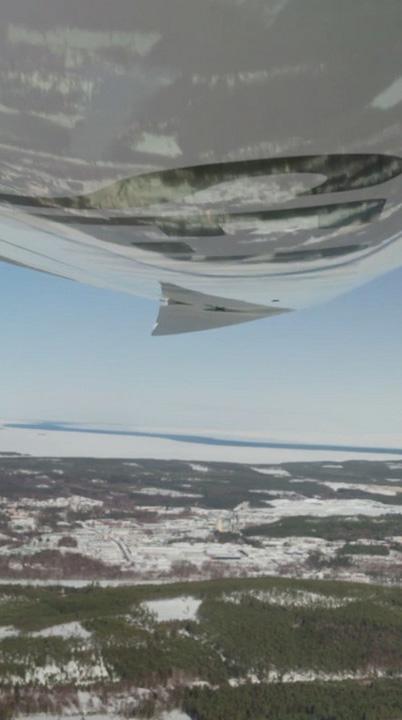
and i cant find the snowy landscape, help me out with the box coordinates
[0,454,402,586]
[0,452,402,718]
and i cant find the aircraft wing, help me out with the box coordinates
[152,283,290,335]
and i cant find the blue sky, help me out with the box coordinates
[1,260,402,446]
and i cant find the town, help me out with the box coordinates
[0,456,402,585]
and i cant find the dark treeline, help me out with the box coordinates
[182,680,402,720]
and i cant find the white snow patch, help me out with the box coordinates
[142,596,201,622]
[0,625,19,639]
[13,469,41,475]
[251,466,291,477]
[250,489,301,499]
[224,589,352,609]
[6,655,109,685]
[134,487,202,499]
[320,481,402,497]
[31,621,92,640]
[189,463,209,473]
[267,496,402,518]
[14,494,103,510]
[229,667,400,685]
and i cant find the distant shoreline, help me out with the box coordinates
[5,421,402,457]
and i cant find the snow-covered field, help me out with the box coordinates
[31,621,92,640]
[143,596,201,622]
[266,495,402,518]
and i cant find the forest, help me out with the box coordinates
[0,575,402,717]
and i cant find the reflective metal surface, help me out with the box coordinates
[1,1,402,333]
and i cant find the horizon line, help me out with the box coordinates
[4,421,402,457]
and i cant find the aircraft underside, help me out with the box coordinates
[0,1,401,333]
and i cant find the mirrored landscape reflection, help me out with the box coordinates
[1,2,402,333]
[1,2,402,719]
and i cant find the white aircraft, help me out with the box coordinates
[0,1,401,334]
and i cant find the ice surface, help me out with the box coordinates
[1,424,400,463]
